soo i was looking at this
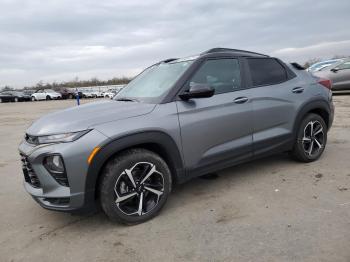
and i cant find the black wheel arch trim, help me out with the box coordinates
[83,131,185,207]
[293,98,332,138]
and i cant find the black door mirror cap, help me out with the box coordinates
[179,84,215,100]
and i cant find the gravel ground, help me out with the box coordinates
[0,96,349,262]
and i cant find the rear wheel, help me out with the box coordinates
[291,113,327,162]
[14,97,18,102]
[0,98,2,103]
[99,149,172,224]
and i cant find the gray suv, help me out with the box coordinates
[19,48,334,224]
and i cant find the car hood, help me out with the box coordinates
[27,100,156,136]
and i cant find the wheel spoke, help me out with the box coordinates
[116,192,137,203]
[314,138,322,149]
[302,137,311,143]
[140,164,156,184]
[137,192,144,216]
[314,126,323,136]
[124,169,137,188]
[144,186,163,197]
[308,140,314,155]
[310,121,314,135]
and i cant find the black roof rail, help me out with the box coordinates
[159,58,178,63]
[202,48,269,57]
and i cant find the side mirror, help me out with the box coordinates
[331,68,339,73]
[179,84,215,100]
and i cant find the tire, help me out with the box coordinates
[291,113,327,162]
[31,96,36,101]
[46,95,51,100]
[99,148,172,225]
[69,94,73,99]
[0,98,2,103]
[14,97,18,102]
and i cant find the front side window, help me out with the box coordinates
[188,58,241,95]
[247,58,287,87]
[115,60,193,102]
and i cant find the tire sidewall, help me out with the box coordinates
[100,149,172,224]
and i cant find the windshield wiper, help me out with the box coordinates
[115,97,139,102]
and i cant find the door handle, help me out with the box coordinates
[292,87,304,93]
[234,97,249,104]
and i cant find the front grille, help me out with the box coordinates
[20,154,41,188]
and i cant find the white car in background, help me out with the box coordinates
[31,89,62,101]
[81,90,95,98]
[103,90,117,98]
[91,90,103,98]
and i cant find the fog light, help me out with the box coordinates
[44,155,65,173]
[44,155,69,187]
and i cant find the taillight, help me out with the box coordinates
[318,78,332,90]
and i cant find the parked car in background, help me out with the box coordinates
[23,90,35,96]
[19,48,334,224]
[31,89,62,101]
[58,89,76,99]
[0,91,31,103]
[81,90,96,98]
[312,58,350,91]
[0,91,18,103]
[103,90,117,98]
[307,59,343,73]
[91,90,103,98]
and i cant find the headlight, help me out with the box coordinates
[26,130,91,145]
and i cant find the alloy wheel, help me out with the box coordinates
[114,162,164,216]
[302,120,325,157]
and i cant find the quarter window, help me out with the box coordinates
[188,59,241,95]
[247,58,287,86]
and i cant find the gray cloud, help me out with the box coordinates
[1,0,350,87]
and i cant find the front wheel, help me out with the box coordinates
[99,149,172,225]
[291,113,327,162]
[31,96,36,101]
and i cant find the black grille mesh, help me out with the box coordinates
[20,154,41,188]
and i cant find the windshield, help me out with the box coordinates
[115,60,193,103]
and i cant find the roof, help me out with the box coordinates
[201,47,269,57]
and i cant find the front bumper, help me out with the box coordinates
[18,129,108,213]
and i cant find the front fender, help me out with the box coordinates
[83,131,185,207]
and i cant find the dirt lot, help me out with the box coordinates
[0,96,349,262]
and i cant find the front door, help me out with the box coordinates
[176,58,253,176]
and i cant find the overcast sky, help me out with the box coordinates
[1,0,350,88]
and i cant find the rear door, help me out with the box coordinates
[176,58,254,175]
[244,57,304,156]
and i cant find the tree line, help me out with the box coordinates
[1,76,132,92]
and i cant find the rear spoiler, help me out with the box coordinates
[290,62,305,70]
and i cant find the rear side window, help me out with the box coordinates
[247,58,287,86]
